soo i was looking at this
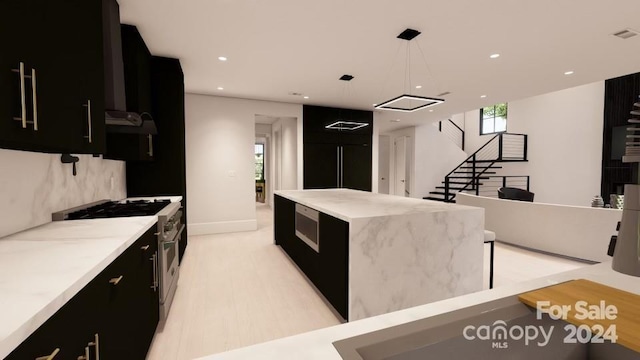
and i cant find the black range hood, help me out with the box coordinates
[103,0,156,134]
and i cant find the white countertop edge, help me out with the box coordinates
[274,190,477,223]
[0,216,158,360]
[196,262,638,360]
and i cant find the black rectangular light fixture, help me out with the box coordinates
[374,94,444,112]
[397,28,421,41]
[325,121,369,131]
[339,74,354,81]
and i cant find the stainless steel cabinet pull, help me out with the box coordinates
[31,68,38,131]
[11,62,27,128]
[109,275,123,285]
[336,147,340,187]
[83,100,92,143]
[35,348,60,360]
[141,245,150,251]
[88,333,100,360]
[147,134,153,157]
[150,253,158,291]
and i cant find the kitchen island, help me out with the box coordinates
[273,189,485,321]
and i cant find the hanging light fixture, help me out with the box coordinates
[375,28,444,113]
[325,74,370,131]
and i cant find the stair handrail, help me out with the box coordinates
[445,133,501,178]
[439,119,465,151]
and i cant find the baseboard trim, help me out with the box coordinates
[188,219,258,235]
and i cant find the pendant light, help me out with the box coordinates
[325,74,370,131]
[375,28,444,113]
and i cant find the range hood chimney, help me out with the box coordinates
[103,0,155,133]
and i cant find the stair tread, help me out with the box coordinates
[454,171,497,174]
[459,166,503,169]
[448,176,490,179]
[423,197,449,202]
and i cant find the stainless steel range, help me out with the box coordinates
[52,199,183,321]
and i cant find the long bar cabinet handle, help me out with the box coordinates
[31,68,38,131]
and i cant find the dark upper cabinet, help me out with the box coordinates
[303,105,373,191]
[0,0,105,154]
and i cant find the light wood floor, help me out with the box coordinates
[146,203,588,360]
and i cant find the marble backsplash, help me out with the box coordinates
[0,149,126,238]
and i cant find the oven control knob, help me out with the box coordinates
[164,222,174,232]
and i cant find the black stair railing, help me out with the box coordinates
[441,133,528,202]
[439,119,465,150]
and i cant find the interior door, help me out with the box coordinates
[342,144,372,191]
[378,135,390,194]
[394,137,407,197]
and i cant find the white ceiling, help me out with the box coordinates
[118,0,640,132]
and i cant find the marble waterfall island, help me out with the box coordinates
[274,189,484,321]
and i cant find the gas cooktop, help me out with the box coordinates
[53,199,172,220]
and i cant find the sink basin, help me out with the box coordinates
[333,296,640,360]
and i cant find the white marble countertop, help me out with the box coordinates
[0,195,180,359]
[197,262,640,360]
[275,189,477,222]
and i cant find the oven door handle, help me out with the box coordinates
[162,224,185,246]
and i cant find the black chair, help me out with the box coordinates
[498,187,534,202]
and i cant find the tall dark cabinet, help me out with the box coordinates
[303,105,373,191]
[601,72,640,199]
[0,0,106,154]
[126,57,188,262]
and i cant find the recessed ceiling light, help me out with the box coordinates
[416,85,422,89]
[490,53,500,59]
[373,104,377,106]
[480,95,487,98]
[390,119,401,122]
[564,70,574,75]
[217,87,224,90]
[303,96,309,99]
[429,109,434,112]
[218,56,227,61]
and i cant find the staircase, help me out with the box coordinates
[424,132,528,202]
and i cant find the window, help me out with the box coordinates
[255,144,265,181]
[480,103,507,135]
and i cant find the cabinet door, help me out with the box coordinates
[35,0,105,154]
[0,0,104,154]
[133,227,161,358]
[318,213,349,319]
[0,0,49,151]
[342,144,372,191]
[303,143,339,189]
[105,133,155,161]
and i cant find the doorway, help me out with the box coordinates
[378,135,390,194]
[394,136,411,197]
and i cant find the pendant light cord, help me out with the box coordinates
[376,41,404,105]
[415,40,441,95]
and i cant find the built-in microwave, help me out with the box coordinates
[295,203,320,252]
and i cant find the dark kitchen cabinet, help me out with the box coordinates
[127,57,189,263]
[5,226,160,360]
[104,24,156,161]
[303,105,373,191]
[318,212,349,319]
[0,0,105,154]
[274,195,349,319]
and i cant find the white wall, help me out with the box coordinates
[414,124,469,199]
[270,117,298,206]
[0,149,126,238]
[185,94,302,235]
[459,81,605,206]
[458,193,620,263]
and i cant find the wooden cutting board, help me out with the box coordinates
[519,279,640,353]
